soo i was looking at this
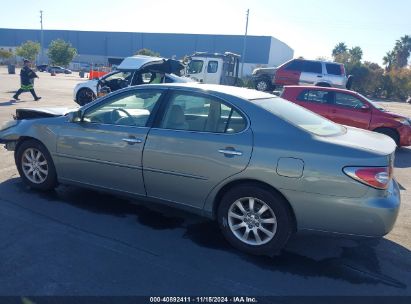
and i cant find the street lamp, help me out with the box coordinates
[240,9,249,79]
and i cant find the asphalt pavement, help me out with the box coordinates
[0,67,410,297]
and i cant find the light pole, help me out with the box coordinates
[40,10,44,64]
[240,9,249,79]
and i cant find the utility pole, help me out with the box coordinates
[40,10,44,64]
[240,9,249,79]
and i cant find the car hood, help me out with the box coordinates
[15,107,78,120]
[322,126,396,155]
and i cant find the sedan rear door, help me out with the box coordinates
[142,90,253,209]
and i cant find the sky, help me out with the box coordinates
[1,0,410,65]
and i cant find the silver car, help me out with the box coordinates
[0,83,400,256]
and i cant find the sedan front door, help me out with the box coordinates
[329,92,371,129]
[55,89,165,195]
[142,90,253,209]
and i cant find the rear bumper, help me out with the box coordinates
[285,179,401,237]
[398,125,411,146]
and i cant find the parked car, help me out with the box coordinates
[73,55,189,106]
[36,64,48,72]
[281,85,411,146]
[252,58,352,92]
[0,83,400,256]
[47,66,72,74]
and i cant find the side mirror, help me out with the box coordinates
[360,104,370,110]
[67,110,83,123]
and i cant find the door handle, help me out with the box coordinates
[122,137,143,144]
[218,148,243,156]
[317,75,323,78]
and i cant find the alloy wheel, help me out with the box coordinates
[21,148,49,184]
[228,197,277,246]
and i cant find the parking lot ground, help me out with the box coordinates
[0,67,410,296]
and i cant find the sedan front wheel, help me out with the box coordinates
[15,139,57,191]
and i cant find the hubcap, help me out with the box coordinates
[21,148,48,184]
[228,197,277,246]
[256,81,268,91]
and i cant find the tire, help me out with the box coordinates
[255,79,271,92]
[15,139,58,191]
[76,88,95,106]
[374,128,400,146]
[217,184,294,256]
[316,82,331,87]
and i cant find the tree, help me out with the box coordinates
[393,35,411,68]
[47,39,77,67]
[0,48,13,60]
[332,42,347,58]
[15,40,40,61]
[135,48,160,57]
[383,51,396,71]
[348,46,363,63]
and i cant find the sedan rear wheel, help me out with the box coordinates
[218,184,293,256]
[228,197,277,246]
[16,140,57,191]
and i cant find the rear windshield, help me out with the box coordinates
[253,97,345,136]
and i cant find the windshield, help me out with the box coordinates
[187,60,204,74]
[254,97,345,136]
[103,70,133,82]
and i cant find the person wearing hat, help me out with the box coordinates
[12,59,41,101]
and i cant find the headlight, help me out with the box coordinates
[394,117,410,126]
[0,120,19,131]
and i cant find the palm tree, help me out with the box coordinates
[332,42,348,58]
[393,35,411,68]
[349,46,363,63]
[383,51,396,71]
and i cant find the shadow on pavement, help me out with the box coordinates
[5,179,410,290]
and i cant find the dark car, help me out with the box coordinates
[47,66,72,74]
[36,64,48,72]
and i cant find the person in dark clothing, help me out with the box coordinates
[13,59,42,101]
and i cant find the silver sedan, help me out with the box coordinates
[0,83,400,256]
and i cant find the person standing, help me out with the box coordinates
[12,59,42,101]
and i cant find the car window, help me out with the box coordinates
[303,61,322,74]
[104,71,133,82]
[160,92,246,133]
[297,90,334,104]
[284,60,303,72]
[187,60,204,74]
[335,93,364,109]
[207,61,218,73]
[255,97,344,136]
[83,90,163,126]
[326,63,342,75]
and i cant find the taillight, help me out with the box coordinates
[343,166,392,190]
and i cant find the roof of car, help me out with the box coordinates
[117,55,165,70]
[151,83,275,100]
[284,85,352,94]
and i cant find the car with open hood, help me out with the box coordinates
[0,83,400,256]
[73,55,190,105]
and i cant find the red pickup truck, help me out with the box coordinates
[281,86,411,146]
